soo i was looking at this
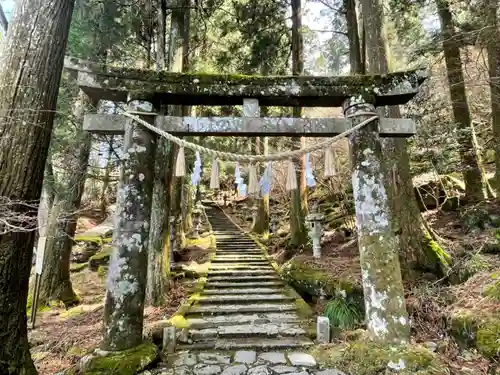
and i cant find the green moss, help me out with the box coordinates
[97,265,109,277]
[70,262,88,273]
[311,340,448,375]
[423,232,452,276]
[280,260,361,300]
[483,274,500,300]
[82,343,158,375]
[184,235,214,250]
[476,317,500,358]
[88,245,112,271]
[449,312,478,349]
[449,310,500,358]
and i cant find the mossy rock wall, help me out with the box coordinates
[280,259,362,300]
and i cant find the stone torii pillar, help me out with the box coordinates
[102,100,157,351]
[343,96,409,344]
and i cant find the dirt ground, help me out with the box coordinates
[28,269,187,375]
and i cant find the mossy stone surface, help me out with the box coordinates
[81,343,158,375]
[280,259,361,299]
[449,310,500,359]
[88,245,112,271]
[66,56,427,107]
[311,339,448,375]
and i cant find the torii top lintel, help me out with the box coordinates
[64,57,427,108]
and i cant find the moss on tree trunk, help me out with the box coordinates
[0,0,75,373]
[102,113,157,351]
[345,98,410,344]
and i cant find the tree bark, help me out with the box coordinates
[484,0,500,193]
[436,0,484,202]
[344,0,363,74]
[39,91,93,307]
[0,0,75,373]
[290,0,308,248]
[146,0,190,306]
[360,0,451,277]
[156,0,167,70]
[102,112,157,351]
[100,137,114,215]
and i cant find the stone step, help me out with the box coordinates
[190,323,306,340]
[205,281,284,288]
[197,294,294,304]
[215,253,265,257]
[187,303,297,315]
[207,275,280,283]
[208,270,276,277]
[203,288,283,295]
[186,312,301,329]
[177,337,314,351]
[211,258,268,263]
[209,265,274,271]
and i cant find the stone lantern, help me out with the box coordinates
[192,204,203,238]
[306,202,324,259]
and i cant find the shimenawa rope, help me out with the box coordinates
[122,111,379,163]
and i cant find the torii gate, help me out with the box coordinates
[64,57,427,350]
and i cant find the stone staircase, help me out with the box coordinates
[180,205,314,351]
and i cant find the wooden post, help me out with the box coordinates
[343,96,409,344]
[101,100,157,351]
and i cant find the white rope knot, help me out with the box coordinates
[122,111,379,162]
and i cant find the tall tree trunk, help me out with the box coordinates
[359,0,451,276]
[344,0,363,74]
[290,0,308,248]
[39,92,93,307]
[0,0,75,373]
[146,0,190,306]
[484,0,500,193]
[100,137,114,215]
[436,0,484,202]
[156,0,167,70]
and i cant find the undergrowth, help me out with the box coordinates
[323,295,363,330]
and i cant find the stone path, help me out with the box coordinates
[141,350,346,375]
[142,205,346,375]
[180,205,314,351]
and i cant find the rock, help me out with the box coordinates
[287,353,317,367]
[193,364,222,375]
[198,353,231,365]
[286,372,308,375]
[270,366,298,374]
[174,353,198,367]
[175,366,193,375]
[316,316,330,344]
[234,350,257,364]
[221,364,247,375]
[258,352,287,364]
[88,245,112,271]
[248,365,271,375]
[315,370,347,375]
[77,342,158,375]
[72,242,100,263]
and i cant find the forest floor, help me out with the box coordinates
[224,198,500,374]
[28,267,187,375]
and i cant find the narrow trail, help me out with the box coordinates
[147,205,346,375]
